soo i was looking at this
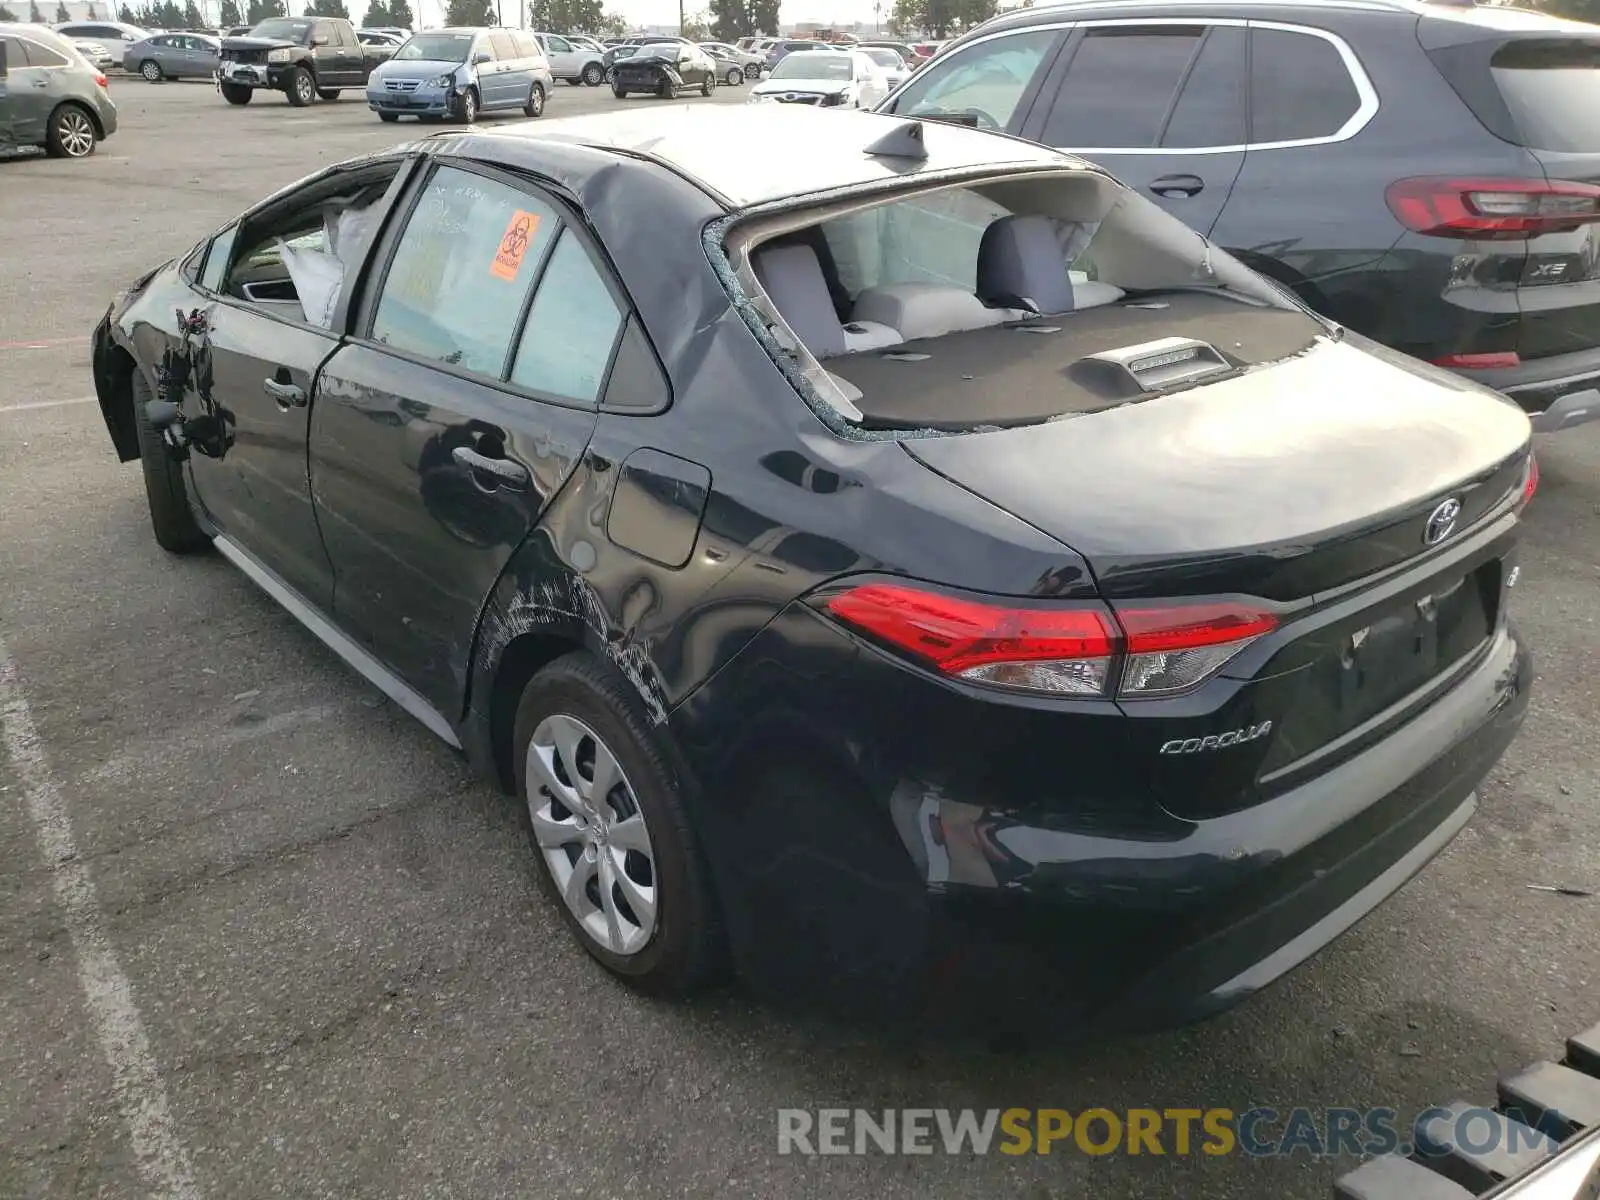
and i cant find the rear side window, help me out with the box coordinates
[1490,39,1600,153]
[1249,28,1362,143]
[1163,26,1247,147]
[371,167,558,378]
[509,231,624,405]
[1043,27,1206,148]
[888,28,1058,129]
[21,38,71,68]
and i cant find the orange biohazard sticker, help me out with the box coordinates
[490,210,540,281]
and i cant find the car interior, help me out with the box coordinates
[220,165,400,326]
[734,172,1323,430]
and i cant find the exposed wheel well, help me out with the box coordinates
[487,631,584,793]
[100,343,141,462]
[53,99,105,139]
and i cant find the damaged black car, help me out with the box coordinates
[91,106,1535,1029]
[610,39,716,98]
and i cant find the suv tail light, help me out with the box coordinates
[93,70,108,88]
[1521,453,1539,507]
[820,583,1277,700]
[1386,177,1600,240]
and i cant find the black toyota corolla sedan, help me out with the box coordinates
[92,104,1535,1029]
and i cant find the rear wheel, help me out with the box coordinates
[523,81,544,117]
[131,371,208,554]
[139,58,161,81]
[512,653,725,994]
[581,61,603,86]
[45,105,96,158]
[725,66,742,85]
[220,81,252,104]
[284,66,315,107]
[316,87,340,100]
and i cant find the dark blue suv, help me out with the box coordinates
[879,0,1600,433]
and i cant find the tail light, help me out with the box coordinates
[94,71,108,88]
[1386,177,1600,240]
[820,582,1277,700]
[1521,454,1539,507]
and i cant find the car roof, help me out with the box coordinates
[456,104,1075,209]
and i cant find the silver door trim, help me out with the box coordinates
[213,533,463,749]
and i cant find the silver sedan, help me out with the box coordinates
[124,32,221,82]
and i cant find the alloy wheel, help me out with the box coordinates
[525,714,658,957]
[56,109,95,157]
[140,59,160,81]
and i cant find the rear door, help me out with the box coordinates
[8,36,61,145]
[488,31,524,107]
[310,160,615,716]
[1017,21,1246,235]
[0,38,14,150]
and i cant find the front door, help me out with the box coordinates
[311,160,621,716]
[1017,22,1247,237]
[179,156,410,609]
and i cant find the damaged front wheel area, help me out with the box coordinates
[132,371,209,554]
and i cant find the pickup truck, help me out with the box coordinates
[217,16,394,107]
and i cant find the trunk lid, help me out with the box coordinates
[903,335,1531,818]
[903,335,1530,601]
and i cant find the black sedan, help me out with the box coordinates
[610,40,715,98]
[92,105,1535,1027]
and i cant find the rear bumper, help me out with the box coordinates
[671,602,1532,1031]
[1453,346,1600,432]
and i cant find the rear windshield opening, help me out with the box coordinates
[726,170,1324,431]
[1490,38,1600,153]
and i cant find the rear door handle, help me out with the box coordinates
[1149,174,1205,199]
[263,377,307,409]
[453,445,529,490]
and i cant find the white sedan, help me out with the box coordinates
[747,49,887,109]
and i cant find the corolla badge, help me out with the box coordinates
[1159,721,1273,755]
[1424,497,1462,546]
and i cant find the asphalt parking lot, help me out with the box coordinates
[2,77,1599,1200]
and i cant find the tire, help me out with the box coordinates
[317,88,340,100]
[138,58,161,81]
[130,370,208,554]
[725,66,742,86]
[581,60,603,86]
[220,81,252,105]
[512,652,725,994]
[658,78,671,99]
[700,75,712,97]
[451,86,477,124]
[44,104,96,158]
[564,76,580,86]
[284,65,315,107]
[523,81,544,117]
[604,65,615,84]
[613,86,626,98]
[378,111,399,122]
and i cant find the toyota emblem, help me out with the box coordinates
[1424,497,1462,546]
